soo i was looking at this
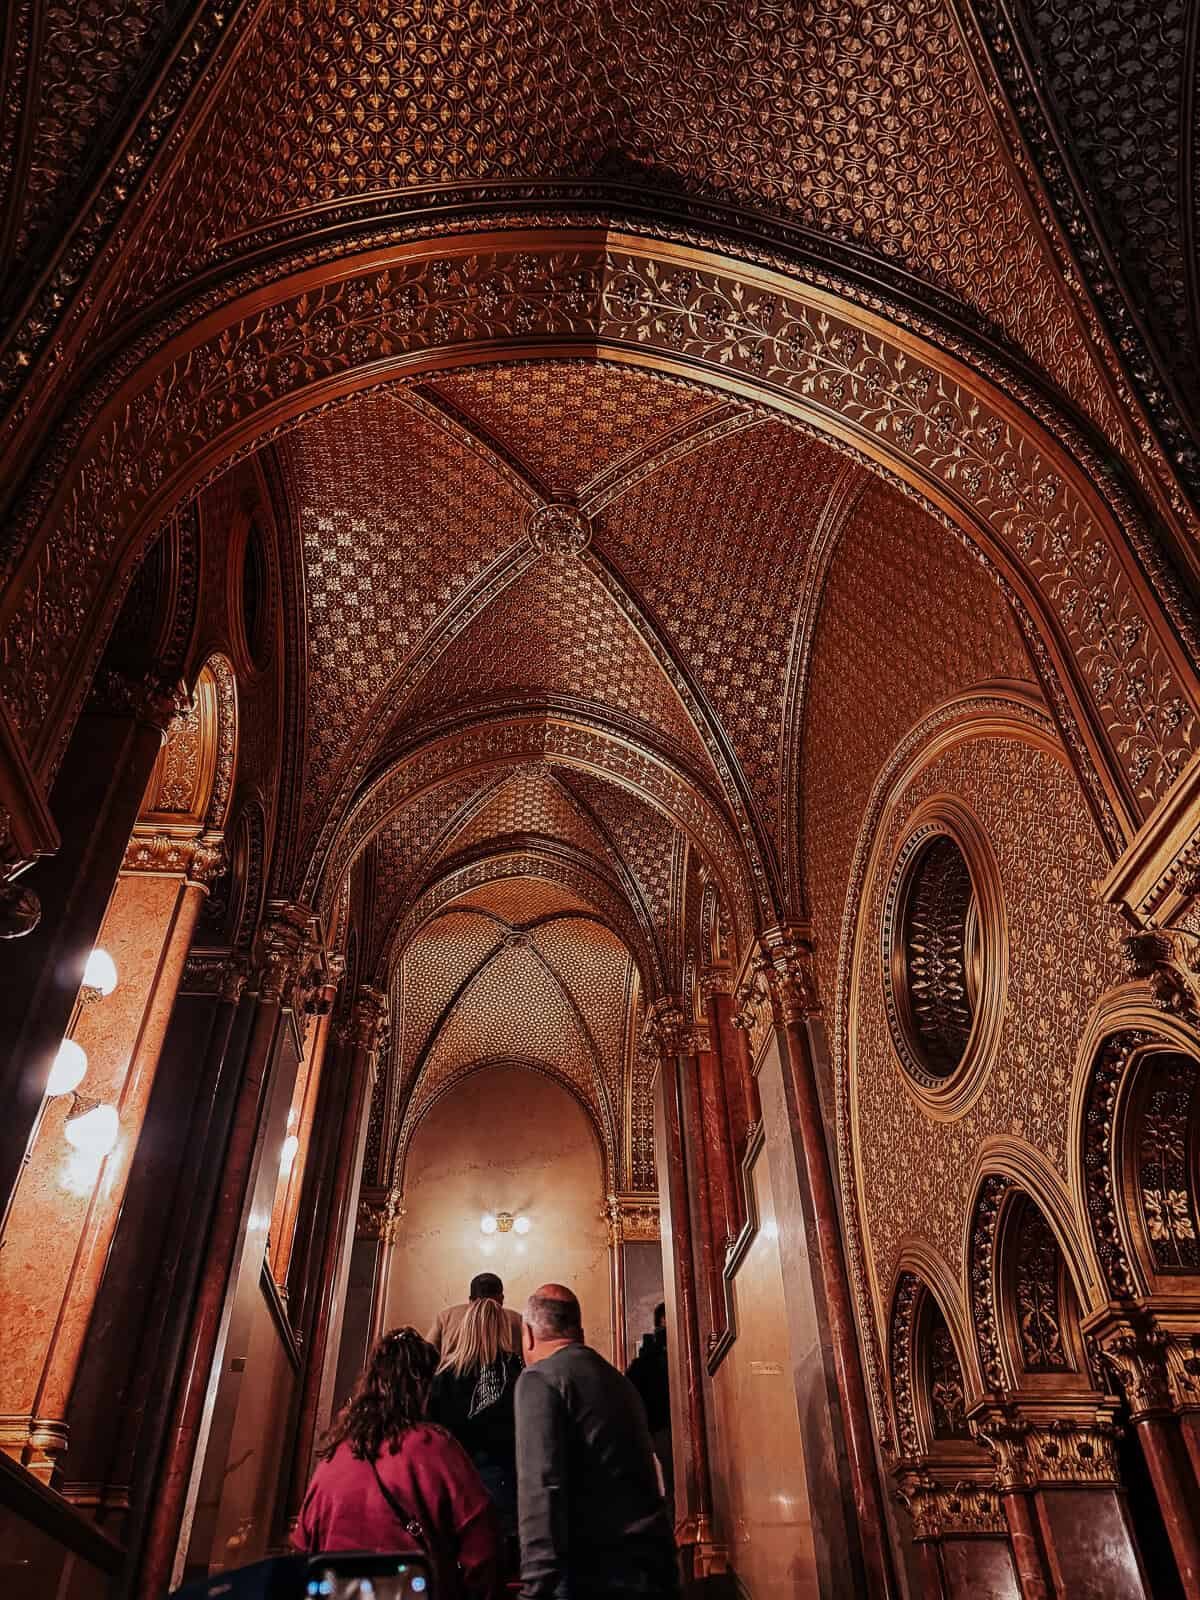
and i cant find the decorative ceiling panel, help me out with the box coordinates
[407,941,612,1161]
[432,764,616,868]
[277,391,526,834]
[529,913,634,1117]
[446,874,596,927]
[598,419,844,843]
[400,551,705,757]
[365,771,495,964]
[425,363,717,496]
[558,769,679,969]
[800,476,1034,1013]
[394,908,506,1084]
[93,0,1115,438]
[3,0,173,269]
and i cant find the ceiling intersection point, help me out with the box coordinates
[527,500,593,557]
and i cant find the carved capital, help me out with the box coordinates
[678,1024,712,1057]
[358,1188,405,1242]
[88,669,191,737]
[972,1400,1121,1489]
[893,1465,1005,1541]
[758,925,821,1024]
[605,1193,660,1242]
[699,965,734,1002]
[527,501,592,556]
[1090,1310,1200,1419]
[253,900,315,1005]
[123,828,227,887]
[639,998,687,1061]
[347,983,390,1055]
[1118,924,1200,1022]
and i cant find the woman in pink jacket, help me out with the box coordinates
[293,1326,502,1600]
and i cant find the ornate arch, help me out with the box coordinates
[312,710,757,961]
[4,229,1199,881]
[382,846,657,999]
[1072,997,1200,1301]
[394,1054,617,1191]
[889,1264,980,1459]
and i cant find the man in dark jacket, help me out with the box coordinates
[624,1302,672,1529]
[514,1284,677,1600]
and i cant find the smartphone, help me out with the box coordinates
[306,1552,433,1600]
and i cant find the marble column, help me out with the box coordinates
[136,902,317,1598]
[677,1026,725,1347]
[287,985,389,1521]
[756,926,898,1600]
[975,1399,1151,1598]
[699,971,746,1245]
[1000,1488,1053,1599]
[0,830,222,1482]
[647,1002,726,1583]
[0,672,186,1229]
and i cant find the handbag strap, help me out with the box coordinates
[369,1454,430,1554]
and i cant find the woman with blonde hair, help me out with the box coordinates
[293,1326,501,1598]
[430,1296,523,1563]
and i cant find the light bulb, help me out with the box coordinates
[279,1133,299,1173]
[513,1215,531,1235]
[83,948,118,997]
[64,1102,119,1157]
[480,1213,498,1235]
[47,1038,88,1097]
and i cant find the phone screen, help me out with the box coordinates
[306,1558,432,1600]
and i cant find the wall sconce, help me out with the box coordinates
[480,1212,530,1235]
[63,1097,120,1158]
[46,1038,88,1097]
[80,947,118,1005]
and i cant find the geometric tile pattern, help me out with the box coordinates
[427,362,717,495]
[598,420,845,843]
[431,765,615,869]
[801,476,1033,1014]
[401,553,705,758]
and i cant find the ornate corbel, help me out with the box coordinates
[1118,924,1200,1023]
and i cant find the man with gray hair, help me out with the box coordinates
[514,1283,676,1599]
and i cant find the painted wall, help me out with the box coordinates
[383,1066,612,1353]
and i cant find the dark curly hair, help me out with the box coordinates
[320,1327,438,1462]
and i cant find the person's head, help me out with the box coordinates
[321,1327,437,1462]
[654,1301,667,1343]
[469,1271,504,1305]
[439,1294,511,1377]
[523,1283,584,1364]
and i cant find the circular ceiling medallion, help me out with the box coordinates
[881,800,1006,1119]
[527,501,592,556]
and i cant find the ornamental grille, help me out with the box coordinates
[900,834,977,1080]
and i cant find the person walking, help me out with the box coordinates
[293,1326,502,1600]
[428,1271,523,1356]
[431,1297,523,1570]
[514,1284,677,1599]
[624,1302,673,1530]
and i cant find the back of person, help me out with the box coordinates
[515,1287,676,1600]
[431,1297,523,1551]
[293,1327,502,1600]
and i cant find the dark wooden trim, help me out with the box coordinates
[706,1119,766,1373]
[260,1256,302,1372]
[0,1450,124,1575]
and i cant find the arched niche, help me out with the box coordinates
[969,1176,1094,1397]
[890,1271,986,1467]
[1079,1018,1200,1302]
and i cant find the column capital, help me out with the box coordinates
[604,1193,660,1243]
[344,983,390,1055]
[252,900,315,1005]
[970,1397,1122,1490]
[639,997,687,1061]
[1088,1306,1200,1420]
[88,669,191,737]
[123,828,227,888]
[893,1464,1006,1541]
[1118,923,1200,1023]
[698,965,734,1002]
[357,1187,405,1243]
[757,924,821,1024]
